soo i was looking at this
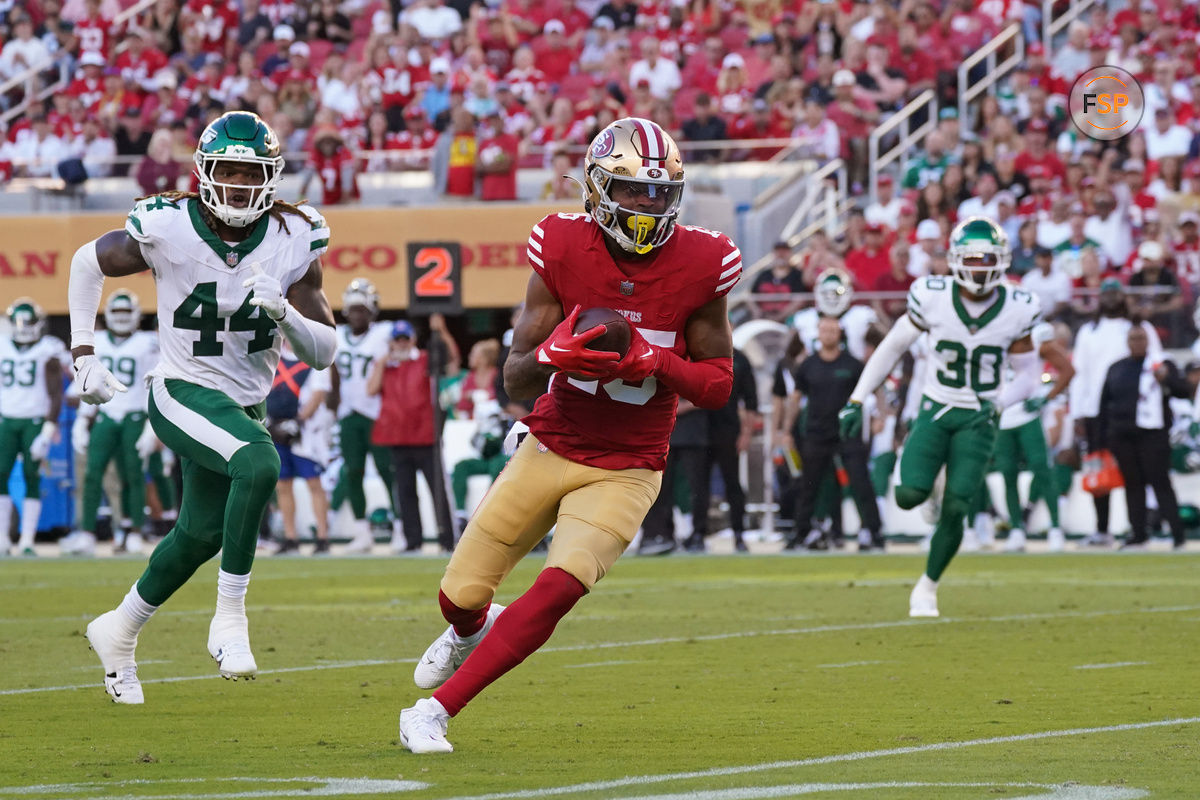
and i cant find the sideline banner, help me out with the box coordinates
[0,202,571,313]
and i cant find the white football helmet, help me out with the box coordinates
[814,267,853,317]
[342,278,380,317]
[583,117,684,255]
[948,216,1011,294]
[104,289,142,335]
[6,297,44,345]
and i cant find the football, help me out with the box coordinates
[573,306,632,358]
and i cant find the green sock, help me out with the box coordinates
[136,529,221,606]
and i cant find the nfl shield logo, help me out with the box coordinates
[620,280,634,296]
[226,252,240,267]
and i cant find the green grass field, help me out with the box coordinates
[2,551,1199,800]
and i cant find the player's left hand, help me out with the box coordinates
[611,324,661,383]
[135,420,159,460]
[978,399,1000,426]
[1022,396,1046,414]
[29,421,57,462]
[243,262,287,321]
[837,401,863,440]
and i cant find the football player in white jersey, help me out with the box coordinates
[791,267,879,361]
[0,298,64,556]
[67,111,337,704]
[839,217,1043,617]
[328,278,396,552]
[65,290,160,557]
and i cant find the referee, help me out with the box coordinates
[785,315,883,551]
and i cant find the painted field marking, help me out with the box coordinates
[1073,661,1151,670]
[434,716,1200,800]
[0,776,428,799]
[590,783,1147,800]
[563,660,643,669]
[817,661,885,669]
[5,603,1200,697]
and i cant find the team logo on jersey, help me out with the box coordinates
[591,129,615,159]
[226,252,240,266]
[620,280,634,296]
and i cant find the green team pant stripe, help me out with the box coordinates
[0,417,43,498]
[150,378,249,462]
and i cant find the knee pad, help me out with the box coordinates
[894,485,928,510]
[229,442,280,492]
[941,493,972,524]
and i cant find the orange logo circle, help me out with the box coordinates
[1069,66,1144,141]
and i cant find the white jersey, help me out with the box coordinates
[125,196,330,406]
[93,329,158,421]
[1069,316,1162,420]
[792,303,877,361]
[294,366,334,466]
[334,322,390,419]
[906,276,1041,410]
[0,335,66,419]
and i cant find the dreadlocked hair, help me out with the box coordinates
[137,191,316,234]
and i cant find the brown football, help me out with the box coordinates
[573,306,632,358]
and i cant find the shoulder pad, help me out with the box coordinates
[296,204,329,257]
[125,194,185,244]
[713,235,742,297]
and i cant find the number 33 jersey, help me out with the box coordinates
[907,277,1041,410]
[125,196,330,406]
[523,213,742,470]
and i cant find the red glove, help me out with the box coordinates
[536,304,621,379]
[611,324,663,383]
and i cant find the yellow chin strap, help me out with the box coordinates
[626,214,656,255]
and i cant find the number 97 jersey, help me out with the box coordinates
[906,277,1041,410]
[125,196,329,406]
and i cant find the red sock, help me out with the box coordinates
[434,567,586,716]
[439,589,488,637]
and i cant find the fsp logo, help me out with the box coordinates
[1070,66,1144,141]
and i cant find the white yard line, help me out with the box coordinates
[563,660,643,669]
[1073,662,1151,670]
[817,661,885,669]
[433,717,1198,800]
[4,603,1198,697]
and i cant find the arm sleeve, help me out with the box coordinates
[848,314,922,404]
[68,239,103,350]
[277,304,337,370]
[995,349,1041,411]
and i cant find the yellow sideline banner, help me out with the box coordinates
[0,202,573,313]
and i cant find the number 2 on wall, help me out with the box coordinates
[413,246,455,297]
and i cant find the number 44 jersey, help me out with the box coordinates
[523,213,742,471]
[125,196,329,406]
[907,277,1042,410]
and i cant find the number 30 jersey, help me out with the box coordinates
[93,329,158,420]
[523,213,742,470]
[906,277,1041,410]
[125,196,330,406]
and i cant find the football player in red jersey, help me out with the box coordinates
[399,117,742,754]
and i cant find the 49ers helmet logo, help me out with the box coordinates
[591,129,615,159]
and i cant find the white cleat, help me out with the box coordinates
[399,697,453,753]
[343,519,375,554]
[207,614,257,680]
[86,610,143,704]
[909,575,939,618]
[973,513,995,549]
[413,603,505,690]
[61,531,96,557]
[1004,527,1027,552]
[124,532,146,555]
[1047,527,1066,553]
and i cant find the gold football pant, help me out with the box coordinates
[442,434,661,610]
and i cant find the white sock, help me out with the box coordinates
[215,569,250,618]
[17,498,41,548]
[423,696,449,717]
[917,574,938,592]
[116,584,158,636]
[0,495,12,545]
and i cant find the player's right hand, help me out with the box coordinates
[536,304,619,379]
[73,355,128,405]
[838,401,863,440]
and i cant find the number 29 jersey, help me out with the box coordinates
[125,196,330,406]
[523,213,742,470]
[906,277,1041,410]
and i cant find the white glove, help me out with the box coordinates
[72,416,90,456]
[242,261,287,321]
[29,421,57,462]
[135,420,159,460]
[73,354,128,404]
